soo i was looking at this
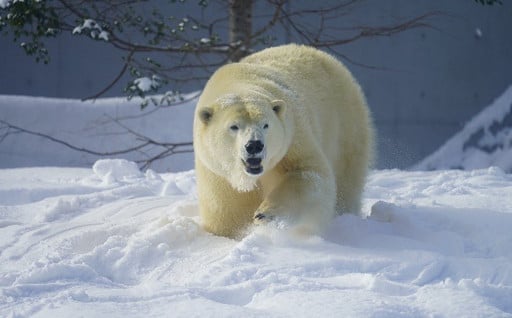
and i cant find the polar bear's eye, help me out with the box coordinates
[229,125,239,131]
[263,124,269,129]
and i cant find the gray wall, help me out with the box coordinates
[341,1,512,168]
[1,1,511,169]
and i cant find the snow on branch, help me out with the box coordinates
[0,0,11,9]
[73,19,109,41]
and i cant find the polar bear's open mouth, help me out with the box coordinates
[242,158,263,175]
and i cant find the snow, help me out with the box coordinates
[200,38,212,45]
[416,85,512,173]
[1,161,511,317]
[1,89,512,316]
[92,159,143,184]
[130,76,164,93]
[475,28,483,38]
[0,0,10,9]
[73,19,109,41]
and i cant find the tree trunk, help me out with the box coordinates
[229,0,252,62]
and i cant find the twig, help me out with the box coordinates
[0,119,193,169]
[82,50,134,101]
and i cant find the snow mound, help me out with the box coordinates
[1,163,511,317]
[93,159,143,184]
[416,85,512,172]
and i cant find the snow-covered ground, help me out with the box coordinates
[1,159,511,317]
[1,92,512,316]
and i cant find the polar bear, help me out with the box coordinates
[193,44,373,238]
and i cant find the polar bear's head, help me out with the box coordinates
[195,94,289,192]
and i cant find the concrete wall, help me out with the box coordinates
[340,1,512,168]
[1,0,511,169]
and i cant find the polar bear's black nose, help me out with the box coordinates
[245,140,264,155]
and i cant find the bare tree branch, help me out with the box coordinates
[1,0,442,98]
[0,0,444,170]
[251,0,286,43]
[312,12,442,47]
[0,119,193,170]
[82,50,135,101]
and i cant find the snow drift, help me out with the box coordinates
[1,160,511,317]
[1,91,512,316]
[416,85,512,173]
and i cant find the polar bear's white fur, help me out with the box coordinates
[193,44,373,238]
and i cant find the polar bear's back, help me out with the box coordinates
[242,43,371,158]
[243,44,373,213]
[241,44,368,128]
[241,44,355,92]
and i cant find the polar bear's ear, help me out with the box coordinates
[199,108,213,124]
[271,100,286,118]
